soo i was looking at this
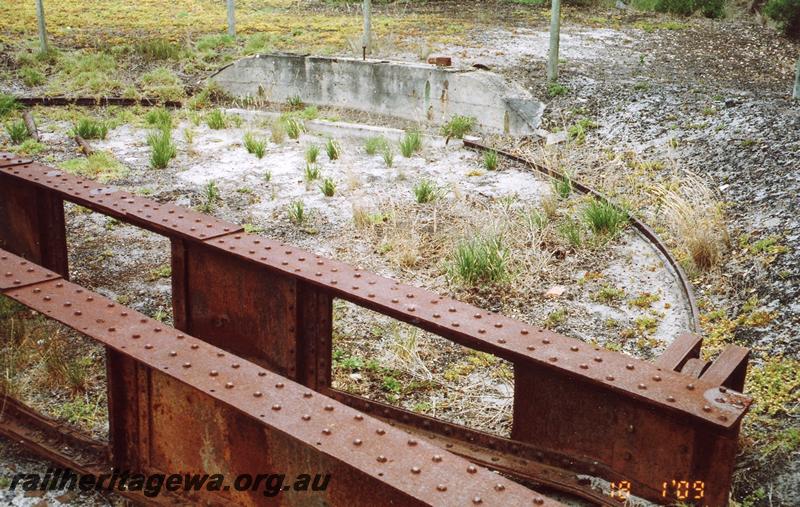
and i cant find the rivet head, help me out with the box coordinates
[472,496,482,504]
[432,455,442,463]
[703,405,712,412]
[354,414,363,421]
[411,467,421,474]
[353,439,363,446]
[549,356,557,362]
[302,414,311,421]
[275,382,284,388]
[303,392,313,398]
[666,396,676,402]
[437,484,447,492]
[209,370,218,376]
[606,375,615,381]
[377,455,387,463]
[570,345,579,351]
[521,329,529,335]
[231,363,240,369]
[594,356,602,362]
[687,383,695,390]
[542,338,550,344]
[253,391,263,398]
[272,404,281,410]
[653,375,662,381]
[225,382,234,389]
[324,405,334,411]
[495,484,505,492]
[407,439,417,446]
[579,363,588,369]
[376,429,386,435]
[719,386,728,393]
[534,498,545,505]
[190,344,199,349]
[322,428,331,435]
[144,344,153,349]
[467,465,477,474]
[638,383,647,389]
[626,364,635,370]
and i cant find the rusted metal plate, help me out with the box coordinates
[655,333,703,371]
[0,250,60,289]
[0,162,240,240]
[701,345,750,392]
[171,240,300,377]
[0,255,559,506]
[0,173,68,275]
[203,232,750,429]
[513,365,740,507]
[0,152,31,167]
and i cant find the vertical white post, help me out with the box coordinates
[226,0,235,37]
[35,0,49,53]
[794,56,800,100]
[362,0,372,57]
[547,0,561,82]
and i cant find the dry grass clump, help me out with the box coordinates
[652,171,729,270]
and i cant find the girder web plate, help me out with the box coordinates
[0,248,558,507]
[0,152,31,167]
[0,162,241,241]
[205,232,751,428]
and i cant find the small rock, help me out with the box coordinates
[544,285,567,298]
[546,131,568,145]
[349,373,362,381]
[615,0,628,9]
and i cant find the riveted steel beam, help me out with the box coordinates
[0,248,560,507]
[0,157,752,505]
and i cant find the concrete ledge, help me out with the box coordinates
[209,53,544,136]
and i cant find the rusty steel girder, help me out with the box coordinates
[0,248,557,506]
[0,155,752,506]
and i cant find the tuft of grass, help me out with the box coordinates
[206,109,227,130]
[382,146,394,168]
[483,150,499,171]
[243,132,266,158]
[412,179,439,203]
[286,95,304,111]
[447,235,510,286]
[653,172,728,270]
[244,33,272,54]
[263,170,272,183]
[284,117,303,139]
[19,66,45,87]
[145,108,172,129]
[61,151,128,183]
[304,162,321,182]
[139,67,184,102]
[558,218,582,248]
[552,173,572,199]
[365,136,388,155]
[198,181,220,213]
[319,177,336,197]
[399,130,423,158]
[270,122,286,144]
[305,144,320,163]
[288,200,307,225]
[13,139,45,156]
[546,82,569,98]
[196,34,235,52]
[326,138,341,160]
[135,39,183,60]
[440,115,476,139]
[583,199,629,236]
[567,118,598,144]
[0,93,20,117]
[593,285,626,304]
[72,117,108,140]
[51,52,121,97]
[5,120,29,144]
[147,128,177,169]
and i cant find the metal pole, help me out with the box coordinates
[226,0,235,37]
[547,0,561,82]
[362,0,372,57]
[35,0,49,53]
[794,56,800,100]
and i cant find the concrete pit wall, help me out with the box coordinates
[209,53,545,136]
